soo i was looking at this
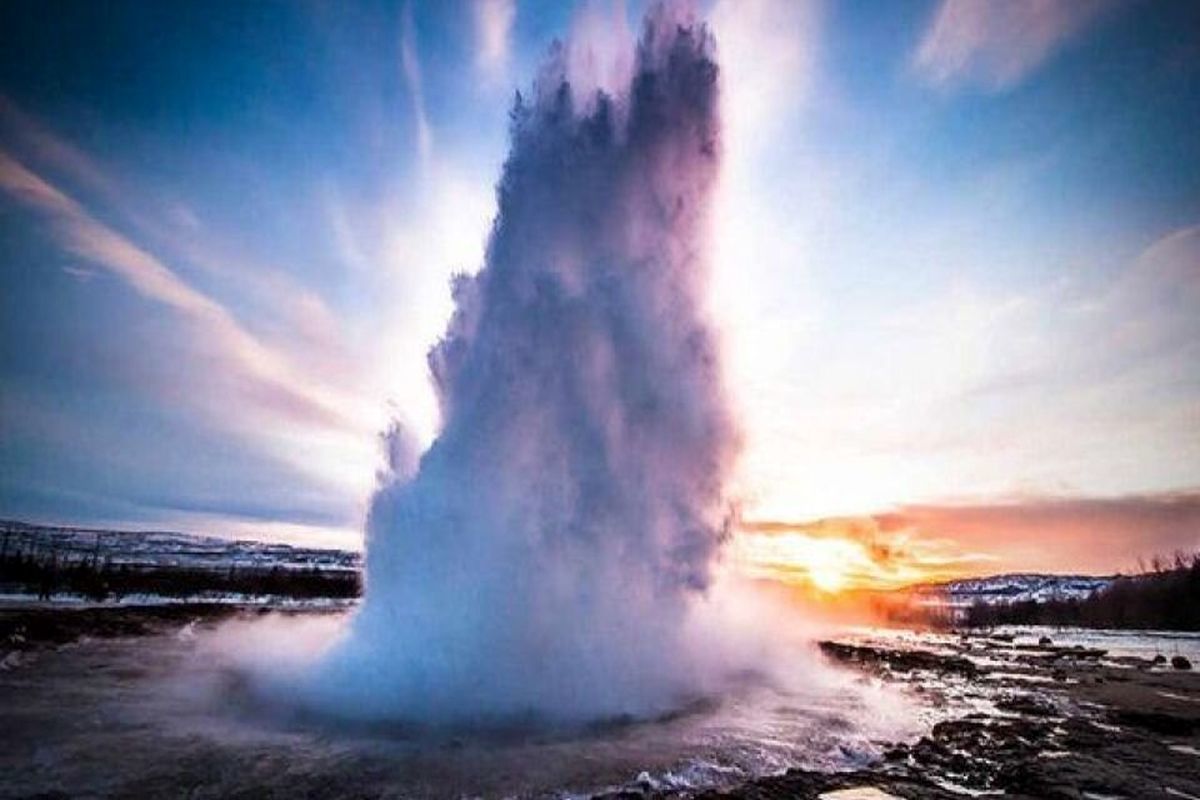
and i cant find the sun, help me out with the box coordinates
[733,531,863,593]
[790,536,855,593]
[805,550,849,593]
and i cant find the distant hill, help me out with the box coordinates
[0,520,361,602]
[911,573,1115,608]
[0,520,360,573]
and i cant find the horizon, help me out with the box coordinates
[0,515,1182,593]
[2,0,1199,592]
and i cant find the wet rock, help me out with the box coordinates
[1072,646,1106,659]
[1109,709,1199,736]
[817,641,979,677]
[1153,654,1167,665]
[1172,656,1192,671]
[0,604,241,650]
[995,693,1057,717]
[1039,636,1053,646]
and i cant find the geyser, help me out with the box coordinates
[316,4,739,722]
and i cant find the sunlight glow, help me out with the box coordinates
[729,520,985,593]
[734,532,865,593]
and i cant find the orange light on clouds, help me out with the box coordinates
[734,532,864,592]
[731,490,1200,593]
[731,516,996,593]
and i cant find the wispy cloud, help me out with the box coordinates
[0,150,359,434]
[0,152,220,315]
[1108,222,1200,356]
[912,0,1113,92]
[0,97,369,410]
[474,0,516,81]
[0,95,121,204]
[883,490,1200,575]
[962,221,1200,411]
[400,1,433,162]
[739,212,1200,524]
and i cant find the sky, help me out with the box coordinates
[1,0,1198,585]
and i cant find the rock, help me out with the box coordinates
[817,641,980,677]
[996,694,1057,717]
[1153,654,1167,665]
[1039,636,1053,646]
[1110,709,1199,736]
[1171,655,1192,671]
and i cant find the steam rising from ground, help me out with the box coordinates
[310,4,741,722]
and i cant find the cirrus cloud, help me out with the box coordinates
[912,0,1115,93]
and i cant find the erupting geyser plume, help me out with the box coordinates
[315,4,739,722]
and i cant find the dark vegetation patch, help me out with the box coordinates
[964,552,1200,631]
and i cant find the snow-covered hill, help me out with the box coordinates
[915,573,1115,607]
[0,520,360,573]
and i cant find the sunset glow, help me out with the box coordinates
[732,516,991,593]
[735,532,861,592]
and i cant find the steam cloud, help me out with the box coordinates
[314,4,739,722]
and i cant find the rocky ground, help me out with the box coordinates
[661,633,1200,800]
[4,605,1199,799]
[0,603,242,651]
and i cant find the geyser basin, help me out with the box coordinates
[0,611,930,799]
[311,3,740,723]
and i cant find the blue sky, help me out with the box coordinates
[1,0,1197,563]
